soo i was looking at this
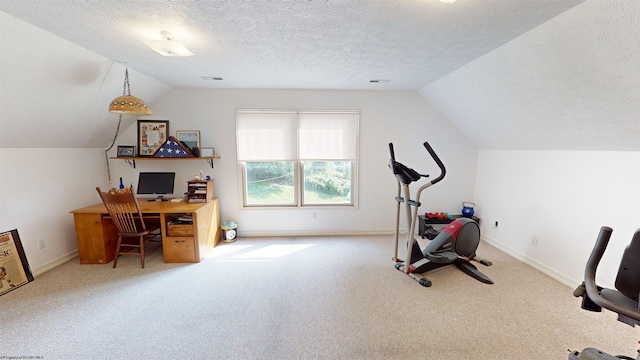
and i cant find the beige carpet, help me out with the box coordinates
[1,235,636,359]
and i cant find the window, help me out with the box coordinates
[237,110,359,207]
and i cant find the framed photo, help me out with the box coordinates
[200,147,215,158]
[0,229,34,297]
[116,145,136,158]
[176,130,200,154]
[137,120,169,157]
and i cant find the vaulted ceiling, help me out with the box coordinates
[0,0,584,90]
[1,0,638,150]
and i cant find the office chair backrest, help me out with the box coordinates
[96,187,148,235]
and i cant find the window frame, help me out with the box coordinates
[236,109,359,209]
[240,160,299,207]
[300,160,355,206]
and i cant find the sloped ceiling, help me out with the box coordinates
[0,0,584,90]
[421,0,640,150]
[2,0,637,151]
[0,13,171,148]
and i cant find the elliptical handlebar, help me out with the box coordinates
[388,142,427,184]
[423,141,446,185]
[583,226,640,322]
[388,141,445,186]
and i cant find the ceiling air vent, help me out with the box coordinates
[200,76,224,81]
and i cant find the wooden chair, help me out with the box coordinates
[96,187,162,268]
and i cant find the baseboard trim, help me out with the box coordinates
[27,233,579,290]
[31,231,393,274]
[32,250,78,277]
[481,235,577,288]
[237,229,394,238]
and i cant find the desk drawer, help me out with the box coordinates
[167,223,194,237]
[163,236,196,262]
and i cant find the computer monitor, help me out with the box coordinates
[136,172,175,201]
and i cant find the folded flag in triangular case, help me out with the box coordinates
[153,136,196,158]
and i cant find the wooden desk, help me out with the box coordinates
[70,198,220,264]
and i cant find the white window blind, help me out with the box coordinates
[298,112,358,160]
[236,112,298,161]
[237,110,359,161]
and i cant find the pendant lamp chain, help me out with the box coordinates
[105,65,132,188]
[123,67,131,96]
[104,114,122,188]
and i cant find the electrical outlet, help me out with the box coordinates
[493,221,499,228]
[39,238,46,249]
[312,212,317,220]
[531,236,538,246]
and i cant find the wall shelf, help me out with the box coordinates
[110,156,220,169]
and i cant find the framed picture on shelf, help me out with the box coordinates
[137,120,169,157]
[176,130,200,155]
[116,145,136,158]
[200,147,215,158]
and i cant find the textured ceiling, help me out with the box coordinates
[4,0,634,152]
[0,0,584,90]
[423,0,640,150]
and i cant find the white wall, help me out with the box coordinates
[0,89,478,274]
[0,12,172,150]
[108,88,479,236]
[475,150,640,288]
[0,148,106,275]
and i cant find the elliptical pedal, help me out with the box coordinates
[454,259,494,284]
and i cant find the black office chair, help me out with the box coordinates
[96,187,162,268]
[570,226,640,360]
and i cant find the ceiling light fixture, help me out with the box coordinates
[147,31,194,57]
[108,66,152,116]
[439,0,456,3]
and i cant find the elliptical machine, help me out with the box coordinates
[570,226,640,360]
[388,141,493,287]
